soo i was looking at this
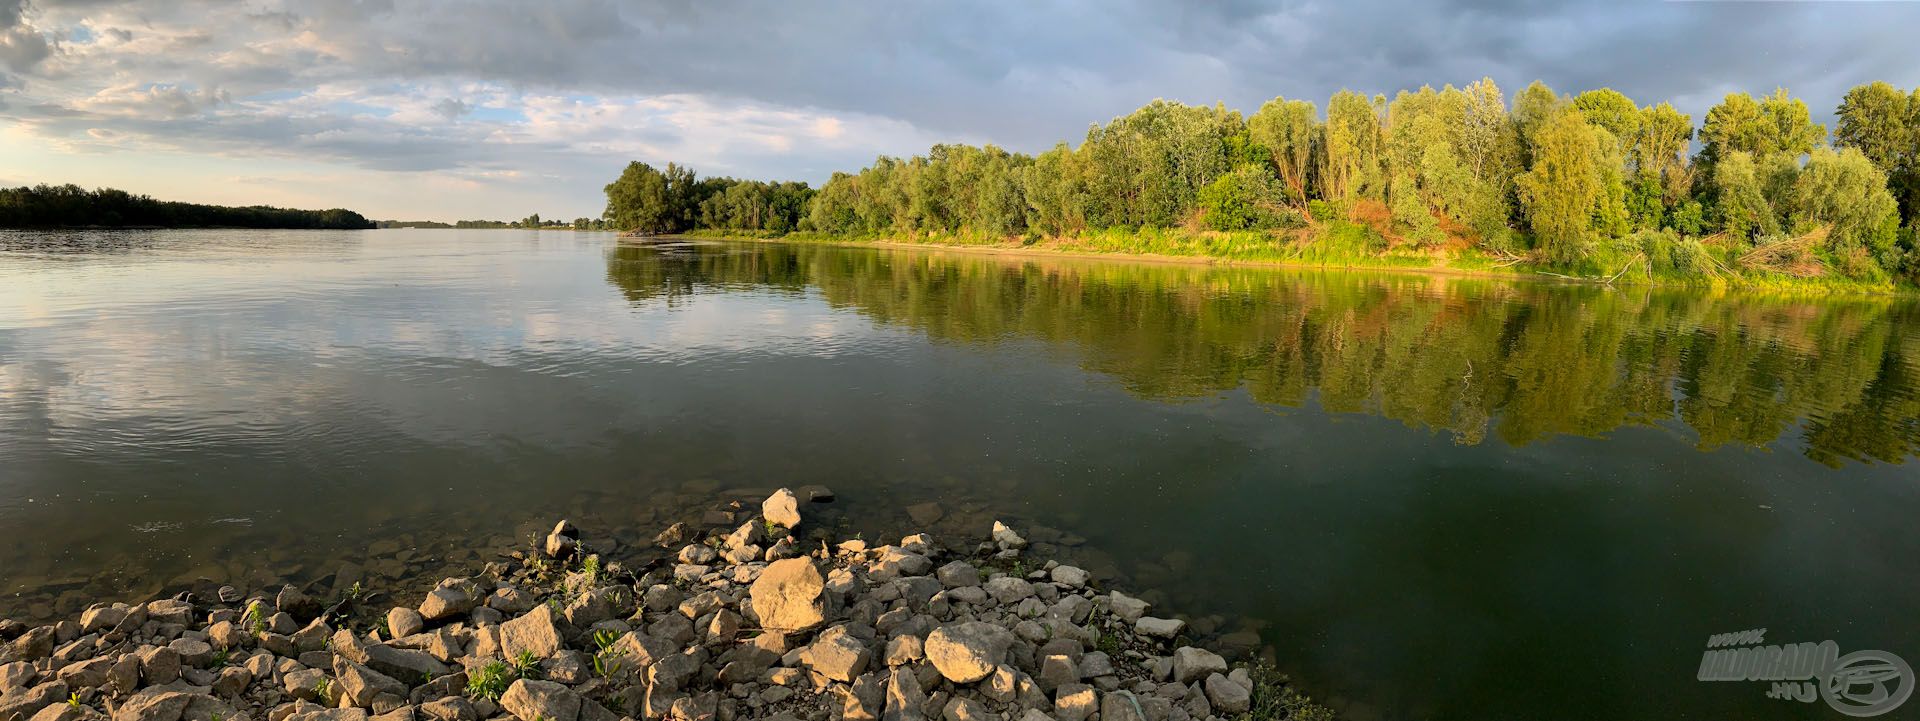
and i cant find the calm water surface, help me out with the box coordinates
[2,229,1918,720]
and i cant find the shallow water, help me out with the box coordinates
[2,229,1917,720]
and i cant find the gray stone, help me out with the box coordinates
[1134,617,1184,640]
[1204,673,1250,714]
[1053,685,1097,721]
[1049,566,1089,588]
[1108,592,1149,624]
[1170,648,1225,684]
[939,697,989,721]
[990,522,1027,550]
[1099,692,1146,721]
[984,578,1034,605]
[138,646,182,686]
[934,562,979,589]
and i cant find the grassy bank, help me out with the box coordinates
[681,224,1911,297]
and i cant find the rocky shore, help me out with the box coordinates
[0,490,1329,721]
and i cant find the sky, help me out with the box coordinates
[1,0,1918,223]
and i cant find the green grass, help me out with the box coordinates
[466,661,510,701]
[677,224,1915,297]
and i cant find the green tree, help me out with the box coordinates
[1248,96,1320,203]
[1791,147,1901,273]
[1517,108,1603,263]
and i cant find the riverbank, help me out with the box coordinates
[0,490,1329,721]
[679,227,1914,298]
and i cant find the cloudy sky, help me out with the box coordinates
[1,0,1917,222]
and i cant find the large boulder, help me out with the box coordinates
[749,559,826,632]
[762,489,802,530]
[924,622,1014,684]
[497,606,564,660]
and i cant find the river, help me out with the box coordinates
[2,229,1916,720]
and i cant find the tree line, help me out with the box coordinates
[604,80,1920,285]
[0,184,374,229]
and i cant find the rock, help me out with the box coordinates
[1203,673,1250,714]
[1049,566,1089,588]
[0,681,68,721]
[544,521,579,562]
[1134,617,1185,639]
[934,563,979,589]
[277,586,321,621]
[106,655,139,695]
[109,687,189,721]
[332,630,449,681]
[1108,592,1149,623]
[145,600,192,626]
[497,606,564,660]
[7,627,54,662]
[924,622,1013,684]
[287,708,368,721]
[798,626,870,682]
[1079,651,1114,678]
[762,489,801,529]
[983,578,1033,605]
[55,657,112,688]
[416,697,474,721]
[990,522,1026,550]
[676,545,715,565]
[653,523,688,548]
[205,621,243,650]
[1170,648,1226,684]
[211,667,251,697]
[416,581,481,624]
[869,549,931,581]
[30,703,103,721]
[1099,692,1146,721]
[883,636,923,666]
[882,668,925,721]
[797,485,834,503]
[905,503,944,527]
[608,632,674,673]
[138,646,182,686]
[488,587,535,615]
[79,607,128,634]
[748,559,826,632]
[1018,711,1055,721]
[0,661,35,692]
[386,609,423,640]
[169,638,214,668]
[647,653,700,693]
[284,668,329,702]
[939,698,989,721]
[334,660,407,709]
[1037,655,1078,692]
[499,679,580,721]
[1053,685,1097,721]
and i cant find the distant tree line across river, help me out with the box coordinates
[602,80,1920,289]
[0,184,374,230]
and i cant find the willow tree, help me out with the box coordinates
[1248,96,1320,204]
[1712,151,1781,242]
[1792,147,1901,272]
[1517,108,1603,264]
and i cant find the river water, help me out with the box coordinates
[2,229,1916,720]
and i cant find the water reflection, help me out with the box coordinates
[606,239,1920,467]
